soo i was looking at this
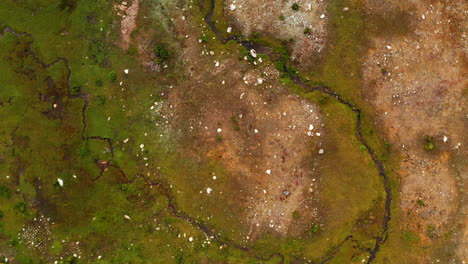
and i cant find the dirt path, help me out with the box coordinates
[116,0,139,50]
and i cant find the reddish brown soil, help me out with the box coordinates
[362,0,467,261]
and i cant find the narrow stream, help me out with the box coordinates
[3,2,393,259]
[203,1,393,263]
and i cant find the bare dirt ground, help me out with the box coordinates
[362,0,467,261]
[225,0,329,67]
[149,9,326,238]
[115,0,139,51]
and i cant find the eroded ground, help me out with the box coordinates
[362,0,467,261]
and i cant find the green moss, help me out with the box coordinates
[0,185,11,199]
[108,70,117,82]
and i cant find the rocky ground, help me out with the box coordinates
[226,0,329,67]
[362,0,467,261]
[158,11,325,238]
[0,0,465,263]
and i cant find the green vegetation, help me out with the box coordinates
[279,15,285,21]
[77,143,90,157]
[95,79,103,87]
[303,27,312,35]
[0,185,11,199]
[402,230,419,246]
[308,223,319,236]
[96,95,106,105]
[292,210,300,219]
[381,67,388,76]
[318,95,327,105]
[14,202,28,216]
[200,33,209,42]
[424,135,435,151]
[0,0,425,262]
[427,225,436,238]
[417,199,425,206]
[231,115,240,131]
[71,85,81,94]
[154,44,169,64]
[108,70,117,82]
[59,0,77,11]
[291,3,300,11]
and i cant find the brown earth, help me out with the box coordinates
[225,0,329,67]
[117,0,466,259]
[115,0,139,51]
[362,0,467,262]
[147,8,326,238]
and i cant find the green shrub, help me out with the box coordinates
[108,70,117,82]
[292,210,300,219]
[155,44,169,65]
[71,85,81,94]
[275,60,285,71]
[427,225,436,238]
[96,95,106,105]
[231,116,241,131]
[423,135,434,151]
[14,201,28,216]
[59,0,77,11]
[0,185,11,199]
[120,183,129,191]
[318,96,327,105]
[303,27,311,35]
[240,46,255,62]
[77,143,90,157]
[401,230,419,244]
[127,45,138,56]
[279,15,285,21]
[200,34,209,42]
[95,79,103,87]
[291,3,300,11]
[308,223,319,236]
